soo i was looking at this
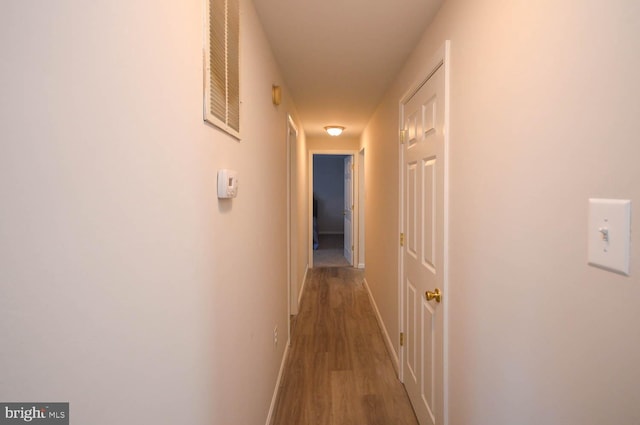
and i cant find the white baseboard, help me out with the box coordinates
[264,342,290,425]
[357,262,365,269]
[265,264,310,425]
[362,277,399,374]
[298,264,309,306]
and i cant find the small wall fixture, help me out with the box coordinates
[272,85,282,106]
[324,126,345,136]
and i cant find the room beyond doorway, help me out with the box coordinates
[310,152,361,268]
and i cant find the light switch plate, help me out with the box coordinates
[588,199,631,275]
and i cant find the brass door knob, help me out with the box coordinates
[426,288,442,303]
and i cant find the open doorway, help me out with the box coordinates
[311,153,356,268]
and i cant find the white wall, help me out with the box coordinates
[361,96,403,363]
[307,135,360,152]
[363,0,640,424]
[0,0,302,424]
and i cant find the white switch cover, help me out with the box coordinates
[588,199,631,275]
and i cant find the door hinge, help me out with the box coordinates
[351,244,354,251]
[400,129,406,144]
[400,332,404,346]
[400,232,405,247]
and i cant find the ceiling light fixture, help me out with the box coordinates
[324,126,345,136]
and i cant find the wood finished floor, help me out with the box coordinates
[272,267,418,425]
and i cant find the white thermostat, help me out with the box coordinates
[217,169,239,198]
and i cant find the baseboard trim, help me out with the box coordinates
[266,264,310,424]
[298,264,309,306]
[363,277,399,374]
[357,262,365,269]
[264,341,290,425]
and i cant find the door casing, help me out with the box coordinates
[287,114,299,324]
[398,40,450,425]
[343,155,354,265]
[357,148,365,269]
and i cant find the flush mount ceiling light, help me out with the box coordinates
[324,126,345,136]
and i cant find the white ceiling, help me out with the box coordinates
[252,0,445,138]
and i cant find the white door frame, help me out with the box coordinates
[357,148,365,269]
[287,114,299,328]
[308,149,360,269]
[398,40,450,425]
[343,155,355,265]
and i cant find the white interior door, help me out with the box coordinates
[343,156,353,265]
[402,63,445,425]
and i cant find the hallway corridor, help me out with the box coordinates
[271,267,418,425]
